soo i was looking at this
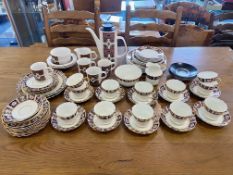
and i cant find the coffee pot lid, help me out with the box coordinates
[102,23,114,31]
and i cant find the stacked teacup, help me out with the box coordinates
[196,71,220,96]
[130,103,156,129]
[133,81,154,102]
[66,73,90,99]
[165,79,186,100]
[100,79,120,99]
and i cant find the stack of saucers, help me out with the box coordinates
[1,94,50,137]
[87,101,122,132]
[64,73,94,103]
[47,47,77,70]
[95,79,125,103]
[17,62,67,99]
[189,71,221,98]
[159,79,190,102]
[128,81,158,105]
[193,97,231,127]
[124,103,160,135]
[126,46,167,72]
[51,102,86,132]
[161,101,197,132]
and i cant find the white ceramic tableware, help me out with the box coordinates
[56,102,78,119]
[115,64,142,87]
[131,103,154,127]
[74,47,97,60]
[93,101,116,125]
[165,79,186,100]
[145,62,163,85]
[98,59,116,77]
[50,47,71,65]
[135,47,163,62]
[30,62,53,81]
[66,73,84,88]
[11,100,39,121]
[169,101,193,126]
[101,79,120,99]
[197,71,220,83]
[203,97,228,121]
[77,58,96,75]
[86,66,107,86]
[134,81,154,101]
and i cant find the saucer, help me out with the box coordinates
[161,107,197,132]
[26,76,53,89]
[193,101,231,127]
[87,111,122,132]
[124,110,160,135]
[158,85,190,103]
[47,53,77,70]
[169,62,198,81]
[51,106,86,132]
[11,100,39,122]
[189,79,221,99]
[127,88,158,105]
[95,87,125,103]
[17,70,67,99]
[64,86,94,103]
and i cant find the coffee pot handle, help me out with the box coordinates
[117,36,128,58]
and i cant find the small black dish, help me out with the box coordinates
[169,62,198,81]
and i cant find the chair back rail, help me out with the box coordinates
[42,5,100,46]
[125,5,182,46]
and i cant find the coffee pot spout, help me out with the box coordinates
[86,27,103,59]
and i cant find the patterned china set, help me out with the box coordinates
[1,41,231,137]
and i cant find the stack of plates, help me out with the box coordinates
[1,94,50,137]
[16,70,67,99]
[126,46,167,72]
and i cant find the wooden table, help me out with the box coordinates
[0,47,233,175]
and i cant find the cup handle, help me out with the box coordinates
[90,51,98,60]
[101,71,107,80]
[117,36,128,58]
[111,61,116,70]
[90,61,96,67]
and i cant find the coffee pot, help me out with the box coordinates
[86,23,127,60]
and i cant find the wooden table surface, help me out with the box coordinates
[0,47,233,175]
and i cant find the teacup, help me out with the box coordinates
[165,79,186,100]
[97,59,116,77]
[134,81,154,101]
[93,101,116,125]
[30,62,53,81]
[66,73,84,88]
[86,66,107,86]
[56,102,78,120]
[203,97,228,121]
[197,80,218,96]
[169,101,193,126]
[77,58,96,75]
[50,47,71,65]
[197,71,220,83]
[131,103,155,128]
[145,63,162,86]
[101,79,120,99]
[74,47,97,60]
[72,80,90,98]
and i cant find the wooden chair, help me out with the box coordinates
[175,25,214,46]
[210,12,233,48]
[125,5,182,46]
[165,2,213,29]
[42,5,100,46]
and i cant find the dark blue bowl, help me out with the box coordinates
[169,62,198,81]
